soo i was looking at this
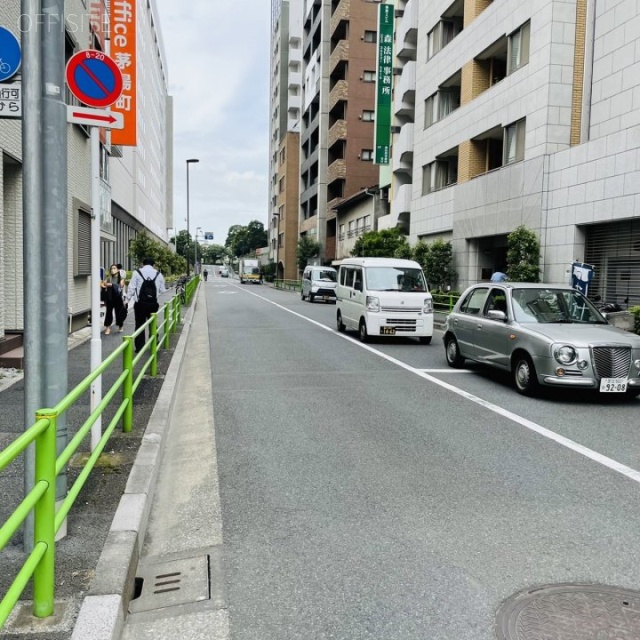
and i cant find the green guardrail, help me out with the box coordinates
[431,292,460,314]
[273,279,301,292]
[0,276,198,628]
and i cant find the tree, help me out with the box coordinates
[297,236,321,271]
[351,228,410,258]
[172,230,193,263]
[129,231,186,277]
[225,221,268,257]
[200,243,228,264]
[507,225,541,282]
[422,239,456,291]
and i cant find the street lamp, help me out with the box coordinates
[186,158,199,276]
[195,226,203,274]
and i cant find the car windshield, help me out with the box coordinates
[511,288,607,324]
[365,267,428,292]
[315,270,337,282]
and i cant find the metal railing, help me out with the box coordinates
[273,279,302,291]
[0,276,197,628]
[431,292,460,314]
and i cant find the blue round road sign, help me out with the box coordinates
[0,27,21,82]
[65,50,123,108]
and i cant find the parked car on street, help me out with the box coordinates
[443,282,640,397]
[301,266,337,303]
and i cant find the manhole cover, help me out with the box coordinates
[129,555,210,614]
[496,584,640,640]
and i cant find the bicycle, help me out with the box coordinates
[0,60,11,75]
[175,276,188,305]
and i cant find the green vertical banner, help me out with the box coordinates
[374,3,394,165]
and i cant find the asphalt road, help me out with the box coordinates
[205,276,640,640]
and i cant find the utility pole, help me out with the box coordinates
[21,0,43,552]
[41,0,69,537]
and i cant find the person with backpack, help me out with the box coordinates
[129,257,166,353]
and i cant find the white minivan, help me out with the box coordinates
[301,266,337,303]
[336,258,434,344]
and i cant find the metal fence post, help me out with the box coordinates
[150,313,158,377]
[177,295,182,325]
[32,410,56,618]
[123,337,134,432]
[172,296,178,332]
[164,304,170,349]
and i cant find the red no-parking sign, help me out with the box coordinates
[65,50,123,109]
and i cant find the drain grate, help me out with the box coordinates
[496,583,640,640]
[128,555,210,614]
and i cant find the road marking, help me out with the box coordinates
[230,285,640,486]
[418,369,474,373]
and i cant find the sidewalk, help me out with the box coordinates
[71,283,227,639]
[1,289,184,640]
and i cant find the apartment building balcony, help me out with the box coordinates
[329,79,348,111]
[288,95,301,112]
[327,158,346,185]
[327,196,343,214]
[301,181,319,203]
[396,0,418,60]
[328,119,347,148]
[330,40,349,75]
[393,60,416,118]
[330,0,350,35]
[391,182,412,217]
[392,122,414,176]
[288,71,302,89]
[301,147,319,175]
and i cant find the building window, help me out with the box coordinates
[427,19,462,60]
[348,220,356,238]
[424,86,460,129]
[279,176,285,193]
[339,224,345,241]
[279,148,286,164]
[362,110,375,121]
[360,149,373,161]
[508,21,530,74]
[363,30,377,43]
[422,157,458,195]
[75,209,92,277]
[504,118,526,164]
[362,71,376,83]
[363,215,371,232]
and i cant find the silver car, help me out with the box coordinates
[443,283,640,397]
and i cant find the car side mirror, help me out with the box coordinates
[487,310,507,322]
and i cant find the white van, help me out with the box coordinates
[336,258,434,343]
[301,266,337,303]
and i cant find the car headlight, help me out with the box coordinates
[366,296,380,312]
[423,298,433,314]
[554,345,578,365]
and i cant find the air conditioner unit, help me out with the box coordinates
[390,125,401,134]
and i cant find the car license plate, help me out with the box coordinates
[380,327,396,335]
[322,296,330,301]
[600,378,628,392]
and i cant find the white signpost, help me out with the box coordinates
[66,105,123,129]
[0,82,21,118]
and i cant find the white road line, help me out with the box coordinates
[419,369,475,373]
[230,286,640,486]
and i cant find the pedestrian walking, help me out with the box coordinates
[203,269,208,281]
[101,263,126,335]
[490,271,508,282]
[128,257,166,353]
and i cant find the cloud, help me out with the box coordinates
[154,0,270,246]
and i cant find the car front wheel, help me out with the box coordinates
[301,290,306,301]
[336,311,345,333]
[358,320,369,343]
[445,336,464,368]
[513,354,539,396]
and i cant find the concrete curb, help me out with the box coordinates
[71,287,201,640]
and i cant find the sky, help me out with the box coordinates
[154,0,271,248]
